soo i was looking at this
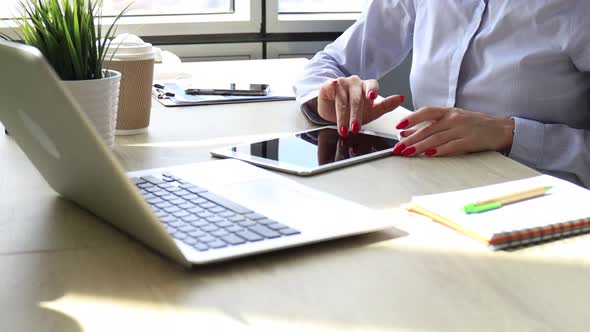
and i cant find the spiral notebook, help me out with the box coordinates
[408,175,590,250]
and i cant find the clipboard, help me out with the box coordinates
[152,82,295,107]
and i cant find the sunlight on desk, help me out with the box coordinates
[35,243,590,332]
[41,294,243,331]
[41,294,386,332]
[119,132,290,148]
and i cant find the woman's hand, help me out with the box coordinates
[392,107,515,156]
[318,76,405,138]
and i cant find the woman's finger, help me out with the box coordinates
[364,95,404,123]
[395,106,448,130]
[355,79,380,132]
[399,128,459,156]
[399,129,417,138]
[335,78,351,138]
[396,119,453,152]
[425,138,471,157]
[317,79,338,123]
[348,76,364,134]
[363,79,380,101]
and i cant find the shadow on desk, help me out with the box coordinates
[7,194,590,331]
[21,222,590,331]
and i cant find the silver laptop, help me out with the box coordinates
[0,40,395,266]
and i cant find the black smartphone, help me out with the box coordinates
[185,83,270,96]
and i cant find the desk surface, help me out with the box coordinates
[2,59,590,332]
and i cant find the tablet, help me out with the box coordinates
[210,126,400,176]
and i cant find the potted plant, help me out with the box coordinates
[14,0,129,148]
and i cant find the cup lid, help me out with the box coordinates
[105,34,154,60]
[107,42,153,55]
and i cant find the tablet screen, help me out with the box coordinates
[230,127,399,169]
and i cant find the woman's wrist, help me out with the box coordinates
[497,117,515,155]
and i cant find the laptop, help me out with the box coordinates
[0,40,395,266]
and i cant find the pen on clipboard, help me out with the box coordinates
[463,185,553,214]
[185,88,218,95]
[184,83,270,96]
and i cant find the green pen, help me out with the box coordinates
[463,185,552,214]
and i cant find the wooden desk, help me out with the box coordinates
[2,59,589,332]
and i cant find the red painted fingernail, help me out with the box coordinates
[332,80,338,87]
[351,121,360,134]
[396,119,409,130]
[392,143,405,155]
[401,146,416,156]
[339,125,348,138]
[400,131,408,137]
[368,90,377,100]
[425,149,437,156]
[400,95,405,103]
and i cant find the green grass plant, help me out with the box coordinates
[16,0,129,80]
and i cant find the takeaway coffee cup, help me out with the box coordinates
[106,35,155,135]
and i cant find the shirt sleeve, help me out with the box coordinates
[509,5,590,188]
[293,0,416,123]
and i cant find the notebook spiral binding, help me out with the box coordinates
[491,218,590,250]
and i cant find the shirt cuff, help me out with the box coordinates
[509,116,545,167]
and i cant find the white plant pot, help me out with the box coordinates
[62,70,121,148]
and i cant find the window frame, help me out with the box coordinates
[266,41,331,59]
[159,43,263,62]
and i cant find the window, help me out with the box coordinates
[1,1,369,63]
[1,0,260,37]
[278,0,365,14]
[0,0,20,19]
[2,0,232,18]
[102,0,233,17]
[267,0,367,33]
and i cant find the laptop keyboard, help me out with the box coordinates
[133,173,300,252]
